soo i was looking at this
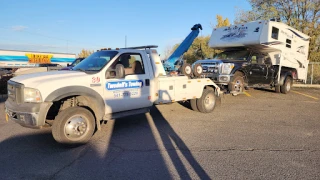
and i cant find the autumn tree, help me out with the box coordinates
[212,15,231,28]
[77,49,94,58]
[235,0,320,62]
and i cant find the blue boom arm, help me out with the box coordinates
[165,24,202,71]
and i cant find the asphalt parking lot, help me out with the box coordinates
[0,87,319,180]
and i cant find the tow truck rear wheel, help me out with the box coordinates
[52,106,96,145]
[196,88,216,113]
[190,99,199,112]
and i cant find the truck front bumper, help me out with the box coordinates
[5,100,52,128]
[204,73,232,85]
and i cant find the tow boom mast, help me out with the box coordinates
[165,24,202,71]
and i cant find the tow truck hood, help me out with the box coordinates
[10,70,89,88]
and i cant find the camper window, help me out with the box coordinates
[271,27,279,40]
[286,39,291,48]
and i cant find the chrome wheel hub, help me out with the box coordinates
[286,82,291,92]
[204,93,215,110]
[234,80,243,92]
[64,115,88,140]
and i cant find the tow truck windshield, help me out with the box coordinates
[214,50,250,61]
[73,51,118,72]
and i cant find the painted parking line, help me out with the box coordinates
[243,91,251,97]
[291,90,319,100]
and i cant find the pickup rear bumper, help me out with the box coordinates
[5,100,52,128]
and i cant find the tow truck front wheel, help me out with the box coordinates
[52,107,96,145]
[196,88,216,113]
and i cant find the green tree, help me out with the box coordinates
[235,0,320,62]
[77,49,94,58]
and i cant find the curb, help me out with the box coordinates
[293,84,320,88]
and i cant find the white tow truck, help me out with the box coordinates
[5,45,220,145]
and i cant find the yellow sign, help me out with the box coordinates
[26,53,53,64]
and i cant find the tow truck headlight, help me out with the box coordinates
[24,88,42,103]
[220,63,234,75]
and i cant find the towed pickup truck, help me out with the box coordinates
[5,45,220,145]
[194,20,310,95]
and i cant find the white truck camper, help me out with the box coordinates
[5,45,220,145]
[195,19,310,94]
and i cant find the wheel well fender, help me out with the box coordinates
[278,72,293,86]
[231,70,247,84]
[45,86,105,121]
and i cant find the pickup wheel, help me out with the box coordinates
[280,76,292,94]
[275,85,281,93]
[52,107,96,145]
[228,72,244,94]
[196,89,216,113]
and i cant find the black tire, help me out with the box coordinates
[228,72,244,93]
[275,85,281,93]
[52,106,96,145]
[280,76,292,94]
[196,89,216,113]
[190,99,199,112]
[180,63,192,76]
[193,63,203,77]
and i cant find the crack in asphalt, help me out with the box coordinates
[48,146,90,180]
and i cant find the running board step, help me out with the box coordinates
[103,108,150,120]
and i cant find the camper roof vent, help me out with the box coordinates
[270,18,281,22]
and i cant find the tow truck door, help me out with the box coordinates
[103,52,153,113]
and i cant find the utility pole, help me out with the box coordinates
[125,35,127,47]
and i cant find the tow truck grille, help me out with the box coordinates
[7,81,24,104]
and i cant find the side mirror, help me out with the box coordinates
[67,63,70,67]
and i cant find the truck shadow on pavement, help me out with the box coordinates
[0,105,210,179]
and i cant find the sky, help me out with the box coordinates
[0,0,251,58]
